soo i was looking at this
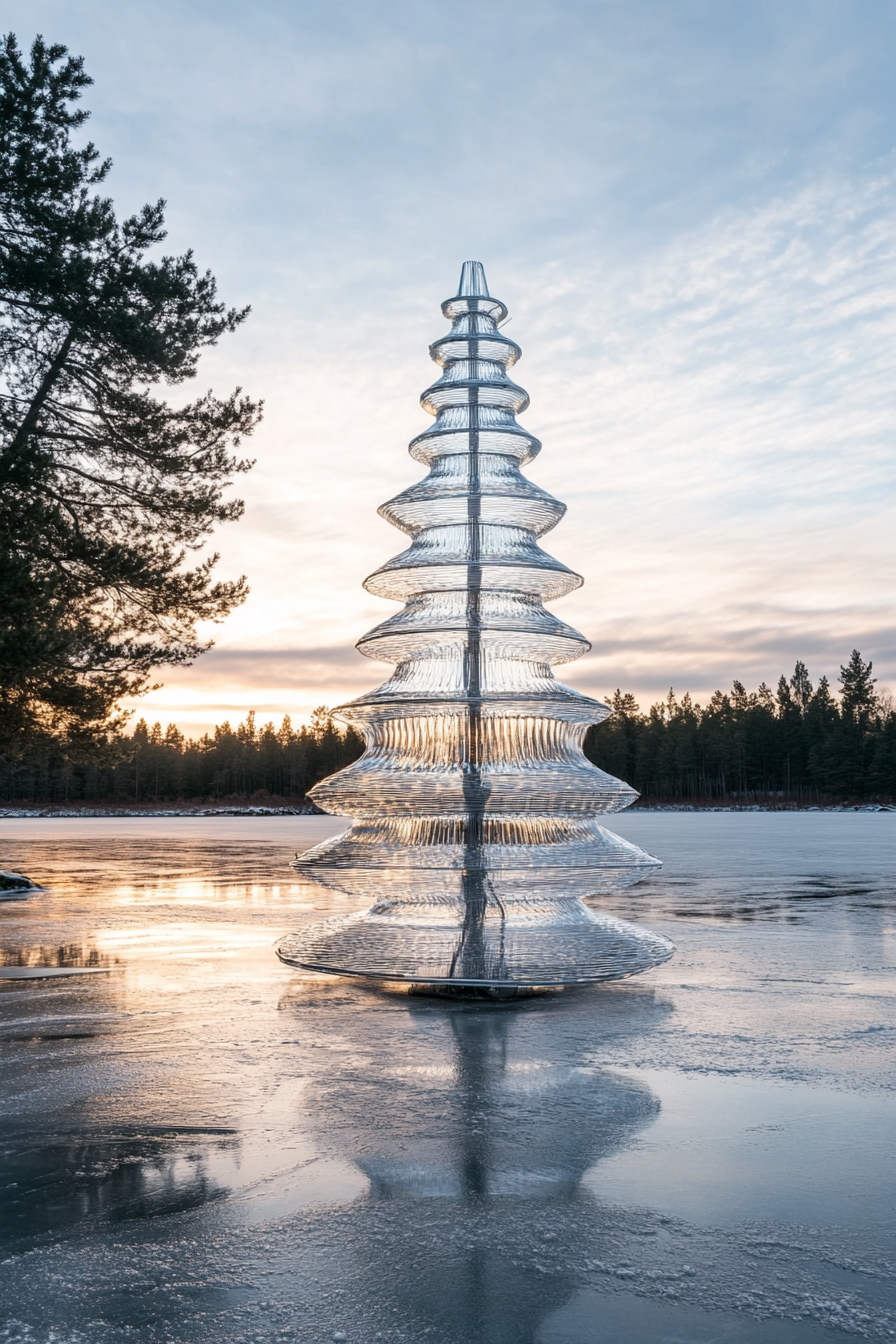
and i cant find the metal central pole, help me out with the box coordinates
[451,329,503,982]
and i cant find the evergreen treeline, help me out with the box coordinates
[0,708,364,806]
[1,651,893,807]
[584,651,895,802]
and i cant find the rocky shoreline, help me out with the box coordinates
[632,802,895,813]
[0,802,892,818]
[0,805,324,819]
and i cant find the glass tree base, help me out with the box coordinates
[275,897,674,988]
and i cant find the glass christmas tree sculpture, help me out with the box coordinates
[277,263,673,989]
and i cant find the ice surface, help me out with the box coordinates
[0,813,892,1343]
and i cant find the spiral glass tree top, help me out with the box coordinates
[277,262,673,989]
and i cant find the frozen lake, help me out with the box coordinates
[0,813,893,1343]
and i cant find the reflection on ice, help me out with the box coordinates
[277,986,667,1342]
[352,1005,659,1201]
[0,941,119,978]
[0,1128,237,1238]
[282,976,673,1140]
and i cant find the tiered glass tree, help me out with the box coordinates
[277,263,673,989]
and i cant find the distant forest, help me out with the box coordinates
[1,651,893,807]
[0,708,365,809]
[582,652,894,803]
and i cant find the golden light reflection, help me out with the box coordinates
[108,878,316,909]
[92,923,279,958]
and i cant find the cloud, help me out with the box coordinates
[9,0,896,731]
[118,160,896,730]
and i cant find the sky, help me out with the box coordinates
[9,0,896,735]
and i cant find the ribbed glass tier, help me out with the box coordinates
[277,904,672,988]
[277,261,673,988]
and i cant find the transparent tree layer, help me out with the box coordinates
[277,262,673,986]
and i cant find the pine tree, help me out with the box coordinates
[838,650,878,729]
[836,650,879,794]
[790,660,813,711]
[0,35,261,745]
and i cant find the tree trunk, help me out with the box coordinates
[2,325,76,462]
